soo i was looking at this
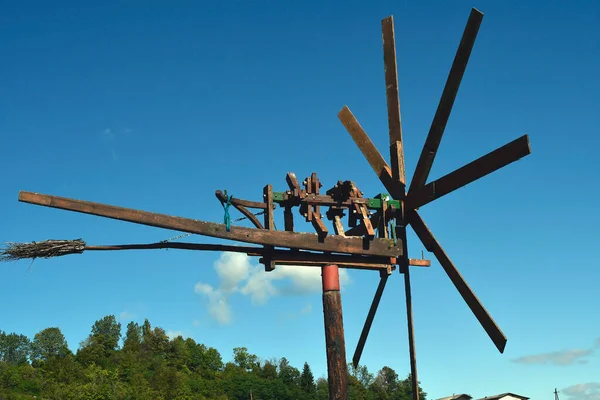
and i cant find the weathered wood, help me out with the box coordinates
[322,265,349,400]
[403,264,419,400]
[286,172,302,198]
[345,213,381,237]
[354,203,375,239]
[382,16,407,186]
[311,215,329,239]
[263,184,276,272]
[333,216,346,237]
[338,106,390,179]
[352,272,389,368]
[408,209,507,353]
[407,135,531,209]
[215,190,270,210]
[408,259,431,267]
[265,250,395,269]
[409,8,484,193]
[337,111,405,200]
[19,191,403,257]
[283,206,294,232]
[269,258,394,272]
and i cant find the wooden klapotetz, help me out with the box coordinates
[2,8,531,400]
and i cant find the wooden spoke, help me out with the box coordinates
[382,15,406,186]
[408,210,507,353]
[409,8,484,193]
[18,191,403,257]
[407,135,531,209]
[352,271,389,368]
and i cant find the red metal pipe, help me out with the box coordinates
[322,264,341,292]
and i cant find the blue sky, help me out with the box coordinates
[1,0,599,399]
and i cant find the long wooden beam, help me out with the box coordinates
[407,135,531,209]
[18,191,403,257]
[409,8,484,193]
[382,15,406,186]
[352,272,389,368]
[408,210,507,353]
[338,107,404,200]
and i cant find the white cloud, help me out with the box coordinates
[194,282,233,325]
[511,348,592,366]
[563,383,600,400]
[300,303,312,314]
[194,252,350,324]
[118,311,135,321]
[166,330,186,340]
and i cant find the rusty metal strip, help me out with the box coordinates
[407,135,531,209]
[18,191,403,257]
[408,209,507,353]
[409,8,484,193]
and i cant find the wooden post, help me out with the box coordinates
[322,264,349,400]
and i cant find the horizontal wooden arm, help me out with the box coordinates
[18,191,403,257]
[407,135,530,209]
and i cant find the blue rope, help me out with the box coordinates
[389,219,397,245]
[221,193,232,232]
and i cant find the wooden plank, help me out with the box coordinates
[403,263,419,400]
[84,242,398,271]
[407,135,531,209]
[382,16,407,186]
[338,106,389,178]
[18,191,403,257]
[333,216,346,237]
[311,215,329,238]
[354,203,375,239]
[409,8,484,193]
[345,213,381,237]
[352,272,389,368]
[336,107,406,200]
[215,190,269,209]
[263,184,276,272]
[264,250,395,267]
[408,209,507,353]
[268,258,392,272]
[409,258,431,267]
[351,211,390,368]
[283,206,294,232]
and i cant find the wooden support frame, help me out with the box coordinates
[18,191,403,257]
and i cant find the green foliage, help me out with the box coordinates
[0,316,427,399]
[0,332,31,365]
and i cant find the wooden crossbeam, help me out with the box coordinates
[407,135,531,209]
[409,8,484,193]
[18,191,403,257]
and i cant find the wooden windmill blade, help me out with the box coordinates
[338,7,532,385]
[409,8,484,193]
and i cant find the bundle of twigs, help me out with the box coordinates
[0,238,263,262]
[0,239,86,261]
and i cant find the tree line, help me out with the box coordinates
[0,315,427,399]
